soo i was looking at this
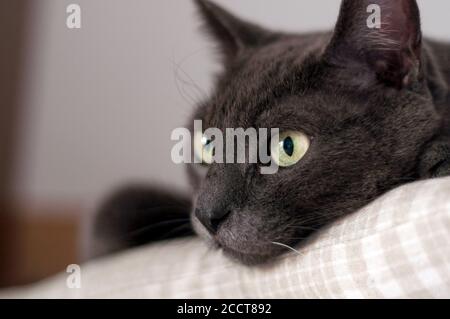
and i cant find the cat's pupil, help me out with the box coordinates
[204,139,215,155]
[283,137,294,157]
[202,136,212,146]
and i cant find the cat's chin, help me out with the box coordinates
[199,236,278,265]
[220,245,278,266]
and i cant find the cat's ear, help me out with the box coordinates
[194,0,272,63]
[325,0,422,89]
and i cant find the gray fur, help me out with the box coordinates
[95,0,450,265]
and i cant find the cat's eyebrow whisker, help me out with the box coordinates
[271,241,305,257]
[175,64,206,98]
[173,66,200,107]
[170,48,208,107]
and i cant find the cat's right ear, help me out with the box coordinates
[194,0,273,63]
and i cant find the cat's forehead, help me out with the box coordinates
[197,34,339,130]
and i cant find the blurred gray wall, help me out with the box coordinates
[13,0,450,208]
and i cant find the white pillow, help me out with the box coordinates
[2,177,450,298]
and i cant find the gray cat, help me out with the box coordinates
[95,0,450,265]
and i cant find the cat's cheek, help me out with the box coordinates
[186,163,209,191]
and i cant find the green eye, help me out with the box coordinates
[194,132,214,165]
[272,131,310,167]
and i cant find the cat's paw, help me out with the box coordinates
[419,139,450,178]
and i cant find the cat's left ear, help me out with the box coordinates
[325,0,423,89]
[194,0,273,63]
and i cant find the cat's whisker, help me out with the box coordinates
[171,47,208,107]
[271,241,305,256]
[176,65,206,100]
[126,205,190,214]
[158,223,193,241]
[284,225,321,231]
[123,219,191,239]
[280,236,311,241]
[174,67,200,106]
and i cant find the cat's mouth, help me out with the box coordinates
[191,209,301,265]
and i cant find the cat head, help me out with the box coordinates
[188,0,441,264]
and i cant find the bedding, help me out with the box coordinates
[2,177,450,298]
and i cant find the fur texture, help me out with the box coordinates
[95,0,450,265]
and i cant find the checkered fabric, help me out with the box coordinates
[2,177,450,298]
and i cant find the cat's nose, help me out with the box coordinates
[195,208,231,234]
